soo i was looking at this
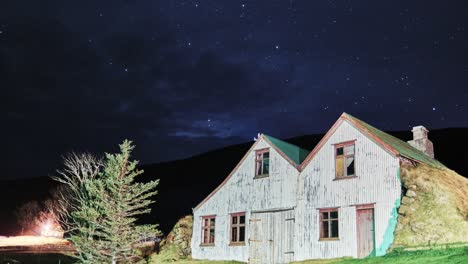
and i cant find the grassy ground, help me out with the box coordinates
[149,260,242,264]
[149,246,467,264]
[148,244,243,264]
[3,246,464,263]
[293,246,468,264]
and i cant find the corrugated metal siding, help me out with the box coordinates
[192,119,402,262]
[295,120,401,260]
[191,139,300,262]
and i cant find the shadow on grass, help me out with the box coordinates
[0,253,75,264]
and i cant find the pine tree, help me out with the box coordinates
[99,140,160,263]
[54,140,160,263]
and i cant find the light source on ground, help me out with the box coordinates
[41,221,52,237]
[38,216,64,238]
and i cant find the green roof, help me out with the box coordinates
[344,113,446,168]
[264,135,310,165]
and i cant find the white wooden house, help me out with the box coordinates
[191,113,442,263]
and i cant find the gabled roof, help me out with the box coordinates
[194,134,305,211]
[300,112,446,169]
[263,135,310,165]
[195,113,446,211]
[344,113,445,168]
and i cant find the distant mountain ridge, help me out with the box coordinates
[0,128,467,236]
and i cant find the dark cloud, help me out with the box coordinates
[1,0,467,178]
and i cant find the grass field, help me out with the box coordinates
[293,246,467,264]
[149,246,467,264]
[0,246,465,263]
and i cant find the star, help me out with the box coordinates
[275,45,279,50]
[432,107,436,111]
[124,68,128,72]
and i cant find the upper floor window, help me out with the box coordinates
[335,141,355,179]
[255,148,270,177]
[201,215,216,246]
[230,212,246,245]
[319,208,339,240]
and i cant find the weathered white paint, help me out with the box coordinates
[191,118,402,263]
[250,209,295,264]
[295,119,401,260]
[191,139,300,262]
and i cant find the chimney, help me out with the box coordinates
[407,126,434,158]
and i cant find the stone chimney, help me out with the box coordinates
[407,126,434,158]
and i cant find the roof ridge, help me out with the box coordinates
[263,134,309,152]
[263,134,310,165]
[342,113,445,168]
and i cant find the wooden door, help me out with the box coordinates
[282,212,295,263]
[249,212,273,264]
[356,208,374,258]
[249,210,295,264]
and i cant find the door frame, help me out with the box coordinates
[355,204,375,258]
[249,208,295,264]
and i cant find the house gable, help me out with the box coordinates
[299,112,445,171]
[299,113,397,171]
[193,134,303,212]
[295,117,402,260]
[191,135,303,262]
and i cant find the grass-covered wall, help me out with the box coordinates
[394,163,468,247]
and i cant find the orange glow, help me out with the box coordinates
[0,236,68,247]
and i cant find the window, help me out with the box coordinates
[201,215,216,245]
[230,212,246,245]
[335,141,355,178]
[319,209,339,240]
[255,148,270,177]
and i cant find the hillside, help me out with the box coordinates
[0,128,467,236]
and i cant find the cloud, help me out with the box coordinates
[0,2,292,178]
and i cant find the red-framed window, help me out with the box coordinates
[201,215,216,245]
[255,148,270,177]
[230,212,246,245]
[319,208,339,240]
[334,140,356,179]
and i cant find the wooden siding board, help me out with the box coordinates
[295,120,401,260]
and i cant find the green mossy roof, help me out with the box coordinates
[263,135,310,165]
[345,113,446,168]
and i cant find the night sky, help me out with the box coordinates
[1,1,467,179]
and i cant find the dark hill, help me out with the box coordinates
[0,128,467,236]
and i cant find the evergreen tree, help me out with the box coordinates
[54,140,160,263]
